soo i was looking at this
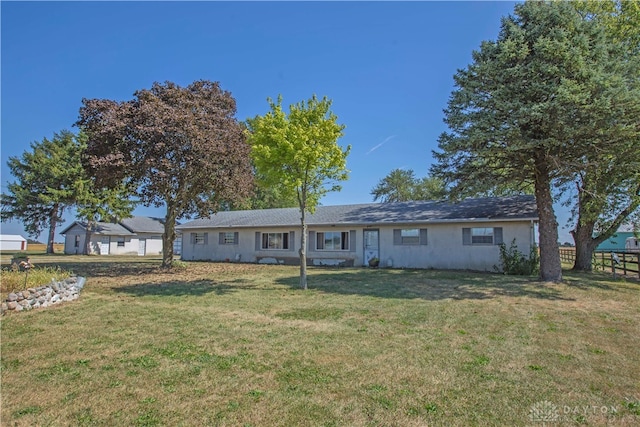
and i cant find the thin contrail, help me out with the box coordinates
[366,135,396,155]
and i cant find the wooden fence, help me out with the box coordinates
[560,248,640,278]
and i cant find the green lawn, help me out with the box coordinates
[1,256,639,426]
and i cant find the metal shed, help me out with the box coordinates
[0,234,28,251]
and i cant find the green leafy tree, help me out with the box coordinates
[246,95,350,289]
[574,0,640,50]
[243,184,299,210]
[1,130,84,253]
[563,0,640,270]
[371,169,417,203]
[565,148,640,270]
[75,182,137,255]
[414,176,447,201]
[72,131,137,255]
[371,169,445,202]
[77,80,253,268]
[232,165,298,210]
[432,1,630,282]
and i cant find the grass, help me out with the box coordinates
[1,255,639,426]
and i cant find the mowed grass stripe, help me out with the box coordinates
[1,256,639,426]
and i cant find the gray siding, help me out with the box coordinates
[179,220,535,271]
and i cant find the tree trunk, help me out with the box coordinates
[84,220,93,255]
[569,179,640,271]
[534,156,562,282]
[571,217,598,271]
[162,207,177,269]
[573,236,598,271]
[46,204,59,254]
[299,209,308,290]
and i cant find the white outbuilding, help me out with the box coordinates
[0,234,28,251]
[626,236,639,252]
[61,216,165,256]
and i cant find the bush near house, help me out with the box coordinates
[496,239,540,275]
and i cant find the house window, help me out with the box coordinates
[316,231,350,251]
[401,229,419,245]
[194,233,206,245]
[471,228,493,244]
[74,235,80,248]
[393,228,427,245]
[262,232,289,250]
[463,227,503,245]
[117,237,125,247]
[219,232,238,245]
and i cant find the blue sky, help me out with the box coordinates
[2,1,572,242]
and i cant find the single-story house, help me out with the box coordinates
[176,195,539,271]
[0,234,28,252]
[61,216,165,256]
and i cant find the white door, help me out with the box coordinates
[138,239,146,256]
[363,229,379,266]
[100,236,110,255]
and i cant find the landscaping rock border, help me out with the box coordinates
[1,276,86,314]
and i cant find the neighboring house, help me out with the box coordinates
[61,216,165,256]
[0,234,28,252]
[176,195,539,271]
[596,224,638,252]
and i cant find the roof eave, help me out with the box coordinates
[176,216,539,230]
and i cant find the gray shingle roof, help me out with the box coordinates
[120,217,165,234]
[60,216,165,235]
[177,195,538,230]
[66,221,135,236]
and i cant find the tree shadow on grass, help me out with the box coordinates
[277,268,575,301]
[112,279,235,298]
[562,269,639,290]
[563,276,616,291]
[24,259,162,279]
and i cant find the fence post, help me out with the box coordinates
[622,252,627,275]
[611,253,616,279]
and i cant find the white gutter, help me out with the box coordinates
[176,217,540,230]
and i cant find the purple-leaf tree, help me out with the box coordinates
[77,80,253,268]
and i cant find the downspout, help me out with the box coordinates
[530,220,535,248]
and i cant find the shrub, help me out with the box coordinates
[171,260,188,270]
[12,251,29,259]
[496,239,539,276]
